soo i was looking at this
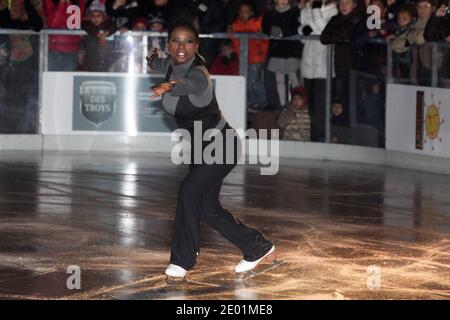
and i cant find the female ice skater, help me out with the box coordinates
[147,22,275,279]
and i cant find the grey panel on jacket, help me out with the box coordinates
[152,57,214,115]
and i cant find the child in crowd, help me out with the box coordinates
[277,86,311,141]
[231,0,269,110]
[209,40,239,75]
[262,0,302,107]
[81,0,118,72]
[148,15,167,59]
[330,98,346,143]
[132,16,148,31]
[388,4,417,80]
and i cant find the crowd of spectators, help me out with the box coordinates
[0,0,449,142]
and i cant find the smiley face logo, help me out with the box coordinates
[423,95,445,151]
[425,104,440,140]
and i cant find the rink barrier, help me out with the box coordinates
[1,30,450,175]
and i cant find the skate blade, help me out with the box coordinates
[165,275,188,286]
[237,260,285,281]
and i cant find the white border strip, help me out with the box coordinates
[2,135,450,175]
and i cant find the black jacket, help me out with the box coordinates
[262,6,302,59]
[196,0,227,33]
[320,10,363,77]
[0,0,43,31]
[424,16,450,42]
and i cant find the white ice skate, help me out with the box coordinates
[235,244,276,273]
[165,264,188,278]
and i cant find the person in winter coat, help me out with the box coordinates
[145,0,196,30]
[277,86,311,141]
[387,3,418,80]
[424,0,450,82]
[262,0,302,108]
[209,40,239,75]
[410,0,441,86]
[147,15,168,61]
[106,0,142,31]
[44,0,85,71]
[330,98,347,143]
[80,0,118,72]
[231,0,269,109]
[350,0,394,136]
[320,0,363,127]
[424,0,450,42]
[299,0,338,141]
[0,0,44,133]
[196,0,228,68]
[0,0,45,30]
[351,0,397,75]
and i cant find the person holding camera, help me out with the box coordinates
[424,0,450,42]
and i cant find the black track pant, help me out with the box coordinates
[169,128,271,270]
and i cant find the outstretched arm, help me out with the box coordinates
[150,67,210,99]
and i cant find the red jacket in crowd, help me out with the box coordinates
[44,0,85,53]
[209,54,239,75]
[231,16,268,65]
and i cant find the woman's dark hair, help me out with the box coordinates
[266,0,295,10]
[168,21,200,43]
[370,0,388,9]
[398,3,418,19]
[237,0,262,18]
[167,21,206,66]
[239,0,257,13]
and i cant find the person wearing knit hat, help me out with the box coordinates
[88,0,106,14]
[86,0,108,30]
[146,14,167,63]
[132,17,149,31]
[276,86,311,141]
[148,15,166,32]
[81,0,117,71]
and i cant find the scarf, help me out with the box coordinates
[275,4,291,13]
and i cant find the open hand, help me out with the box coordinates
[112,0,127,10]
[98,33,108,46]
[150,82,173,100]
[146,48,158,66]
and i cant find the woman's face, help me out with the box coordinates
[292,95,304,109]
[397,11,412,27]
[154,0,168,7]
[168,27,199,65]
[339,0,356,15]
[274,0,290,8]
[89,11,105,26]
[332,103,343,116]
[150,22,164,32]
[417,1,433,19]
[239,4,253,22]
